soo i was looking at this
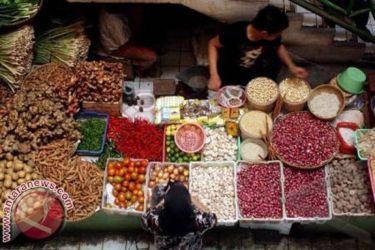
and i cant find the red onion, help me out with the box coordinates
[237,163,282,219]
[284,167,329,218]
[271,112,337,168]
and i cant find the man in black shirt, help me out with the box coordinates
[208,5,308,90]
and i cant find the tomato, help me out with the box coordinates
[149,181,156,188]
[114,183,122,191]
[122,180,129,187]
[119,201,127,209]
[114,198,120,206]
[113,176,124,183]
[120,186,127,192]
[137,174,145,183]
[123,157,130,166]
[107,176,114,183]
[137,190,144,197]
[108,169,116,176]
[128,182,135,191]
[131,172,138,181]
[112,189,119,197]
[118,192,126,202]
[135,160,141,167]
[128,166,135,173]
[138,196,144,203]
[136,204,144,211]
[132,189,139,196]
[129,161,135,169]
[108,164,115,173]
[115,162,122,169]
[124,174,131,181]
[141,159,148,167]
[138,167,146,174]
[125,191,132,201]
[118,168,126,176]
[135,183,142,190]
[131,196,137,203]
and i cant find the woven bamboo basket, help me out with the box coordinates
[270,111,339,170]
[279,78,311,112]
[307,85,345,120]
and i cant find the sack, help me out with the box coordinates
[99,9,131,52]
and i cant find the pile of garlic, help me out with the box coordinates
[190,163,236,221]
[203,127,237,161]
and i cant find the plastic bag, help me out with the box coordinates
[98,9,131,52]
[332,110,364,128]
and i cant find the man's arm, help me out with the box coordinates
[208,35,223,91]
[277,44,308,79]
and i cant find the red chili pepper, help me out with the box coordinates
[107,117,163,161]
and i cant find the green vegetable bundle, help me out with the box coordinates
[96,140,122,169]
[0,0,39,27]
[0,25,34,92]
[34,21,90,67]
[77,117,106,152]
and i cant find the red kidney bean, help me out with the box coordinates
[271,112,337,168]
[284,167,329,218]
[237,163,282,219]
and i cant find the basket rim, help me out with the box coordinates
[307,84,345,120]
[270,111,339,170]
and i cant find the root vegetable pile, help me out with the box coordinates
[237,163,282,219]
[329,159,375,214]
[105,158,148,212]
[75,61,124,103]
[203,127,237,161]
[190,163,236,221]
[108,117,163,161]
[271,112,338,168]
[35,140,103,221]
[284,167,329,219]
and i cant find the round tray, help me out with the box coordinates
[270,111,339,169]
[216,85,246,108]
[175,123,205,153]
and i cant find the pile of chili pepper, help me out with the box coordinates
[107,117,164,161]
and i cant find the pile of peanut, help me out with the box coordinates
[246,77,278,105]
[279,78,310,103]
[329,158,375,214]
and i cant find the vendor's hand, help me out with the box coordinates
[289,66,308,79]
[208,75,222,91]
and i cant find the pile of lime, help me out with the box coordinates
[165,125,201,162]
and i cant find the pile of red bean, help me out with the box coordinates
[271,112,337,168]
[284,167,330,218]
[237,163,283,219]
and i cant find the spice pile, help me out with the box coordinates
[284,167,330,219]
[329,159,375,214]
[0,25,34,91]
[271,112,337,168]
[246,77,278,104]
[76,61,124,103]
[34,21,90,67]
[190,162,236,222]
[356,129,375,159]
[203,127,237,161]
[35,140,103,221]
[105,158,147,212]
[237,162,283,219]
[108,117,164,161]
[77,117,107,152]
[309,92,341,119]
[279,78,310,103]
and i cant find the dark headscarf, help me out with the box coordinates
[158,181,196,236]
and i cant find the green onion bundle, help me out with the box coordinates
[0,25,34,92]
[0,0,39,27]
[34,21,91,67]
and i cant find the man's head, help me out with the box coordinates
[252,5,289,41]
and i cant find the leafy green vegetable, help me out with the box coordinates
[96,140,122,169]
[0,0,39,27]
[77,117,106,151]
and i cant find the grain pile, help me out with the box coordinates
[35,140,103,221]
[279,78,310,103]
[309,92,340,119]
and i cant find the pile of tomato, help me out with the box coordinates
[107,158,148,211]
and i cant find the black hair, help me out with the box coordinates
[252,5,289,34]
[159,182,196,236]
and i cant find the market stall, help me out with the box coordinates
[0,3,375,239]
